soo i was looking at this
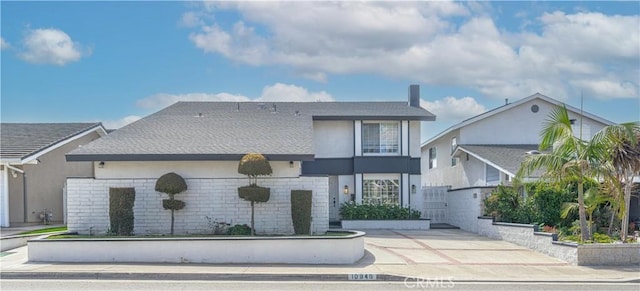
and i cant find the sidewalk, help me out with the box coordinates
[1,229,639,283]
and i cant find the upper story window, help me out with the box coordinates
[362,122,399,154]
[428,147,437,169]
[451,137,457,153]
[486,164,499,184]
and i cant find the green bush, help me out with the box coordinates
[238,185,271,203]
[155,172,187,198]
[155,172,188,235]
[527,183,576,227]
[340,202,421,220]
[162,199,186,211]
[291,190,312,234]
[227,224,252,235]
[484,185,535,224]
[109,187,135,236]
[592,233,615,243]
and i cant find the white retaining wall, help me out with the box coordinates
[445,188,492,232]
[342,219,430,230]
[66,177,328,235]
[28,231,365,264]
[477,217,640,266]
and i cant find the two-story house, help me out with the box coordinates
[64,85,435,235]
[420,93,613,232]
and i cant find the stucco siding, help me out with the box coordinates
[460,99,608,145]
[8,132,99,224]
[67,176,329,235]
[313,120,354,158]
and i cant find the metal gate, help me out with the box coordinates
[423,186,448,224]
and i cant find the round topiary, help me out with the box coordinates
[238,153,272,185]
[155,172,187,198]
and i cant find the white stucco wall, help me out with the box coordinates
[460,99,608,145]
[409,121,421,158]
[66,176,328,235]
[94,161,300,179]
[421,129,461,187]
[313,120,354,158]
[446,188,493,233]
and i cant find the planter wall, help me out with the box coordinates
[28,231,365,264]
[477,216,640,266]
[342,219,430,230]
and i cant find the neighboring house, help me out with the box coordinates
[65,85,435,235]
[0,123,107,227]
[420,93,614,232]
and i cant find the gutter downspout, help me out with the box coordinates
[3,164,24,227]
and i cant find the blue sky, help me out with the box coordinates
[2,1,638,142]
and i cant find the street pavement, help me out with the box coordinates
[0,229,638,283]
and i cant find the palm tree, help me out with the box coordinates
[595,123,640,240]
[517,105,610,241]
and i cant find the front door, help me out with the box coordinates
[328,176,339,222]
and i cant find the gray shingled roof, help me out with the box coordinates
[1,123,103,161]
[457,144,542,176]
[67,101,435,161]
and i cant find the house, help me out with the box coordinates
[0,123,107,227]
[64,85,435,235]
[420,93,615,232]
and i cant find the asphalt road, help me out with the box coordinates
[1,280,638,291]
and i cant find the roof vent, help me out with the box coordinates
[525,150,541,155]
[195,113,203,118]
[295,110,300,116]
[272,103,277,113]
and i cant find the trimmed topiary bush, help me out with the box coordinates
[237,153,273,235]
[339,202,421,220]
[291,190,312,235]
[155,172,188,235]
[109,187,135,236]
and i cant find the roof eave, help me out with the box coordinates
[66,153,316,162]
[313,115,435,121]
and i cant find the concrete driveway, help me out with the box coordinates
[364,229,568,266]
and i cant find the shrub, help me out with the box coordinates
[227,224,252,235]
[291,190,312,234]
[238,185,271,203]
[484,185,535,224]
[237,153,272,236]
[592,233,615,243]
[340,202,421,220]
[155,172,188,235]
[527,183,576,227]
[109,187,135,236]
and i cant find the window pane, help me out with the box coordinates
[486,165,499,182]
[362,122,398,154]
[362,179,400,206]
[362,123,380,153]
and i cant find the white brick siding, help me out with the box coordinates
[67,177,328,235]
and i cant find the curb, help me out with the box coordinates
[1,272,639,284]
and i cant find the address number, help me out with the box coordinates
[348,273,377,280]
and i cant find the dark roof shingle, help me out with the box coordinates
[1,123,102,161]
[67,101,434,161]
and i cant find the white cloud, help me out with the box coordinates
[19,28,89,65]
[0,37,9,50]
[421,96,486,121]
[184,2,639,100]
[137,83,334,110]
[102,115,142,129]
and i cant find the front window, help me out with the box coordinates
[486,164,499,184]
[429,147,437,169]
[362,176,400,205]
[362,122,399,154]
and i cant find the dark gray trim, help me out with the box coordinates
[301,157,421,175]
[354,156,421,174]
[301,158,353,175]
[66,153,315,162]
[313,115,435,121]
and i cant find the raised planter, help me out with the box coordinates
[27,230,365,264]
[477,216,640,266]
[342,219,430,230]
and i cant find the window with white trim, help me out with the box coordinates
[428,147,437,169]
[486,164,499,184]
[362,122,399,154]
[362,175,400,205]
[451,137,457,153]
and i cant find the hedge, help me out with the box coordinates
[109,187,135,236]
[291,190,312,234]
